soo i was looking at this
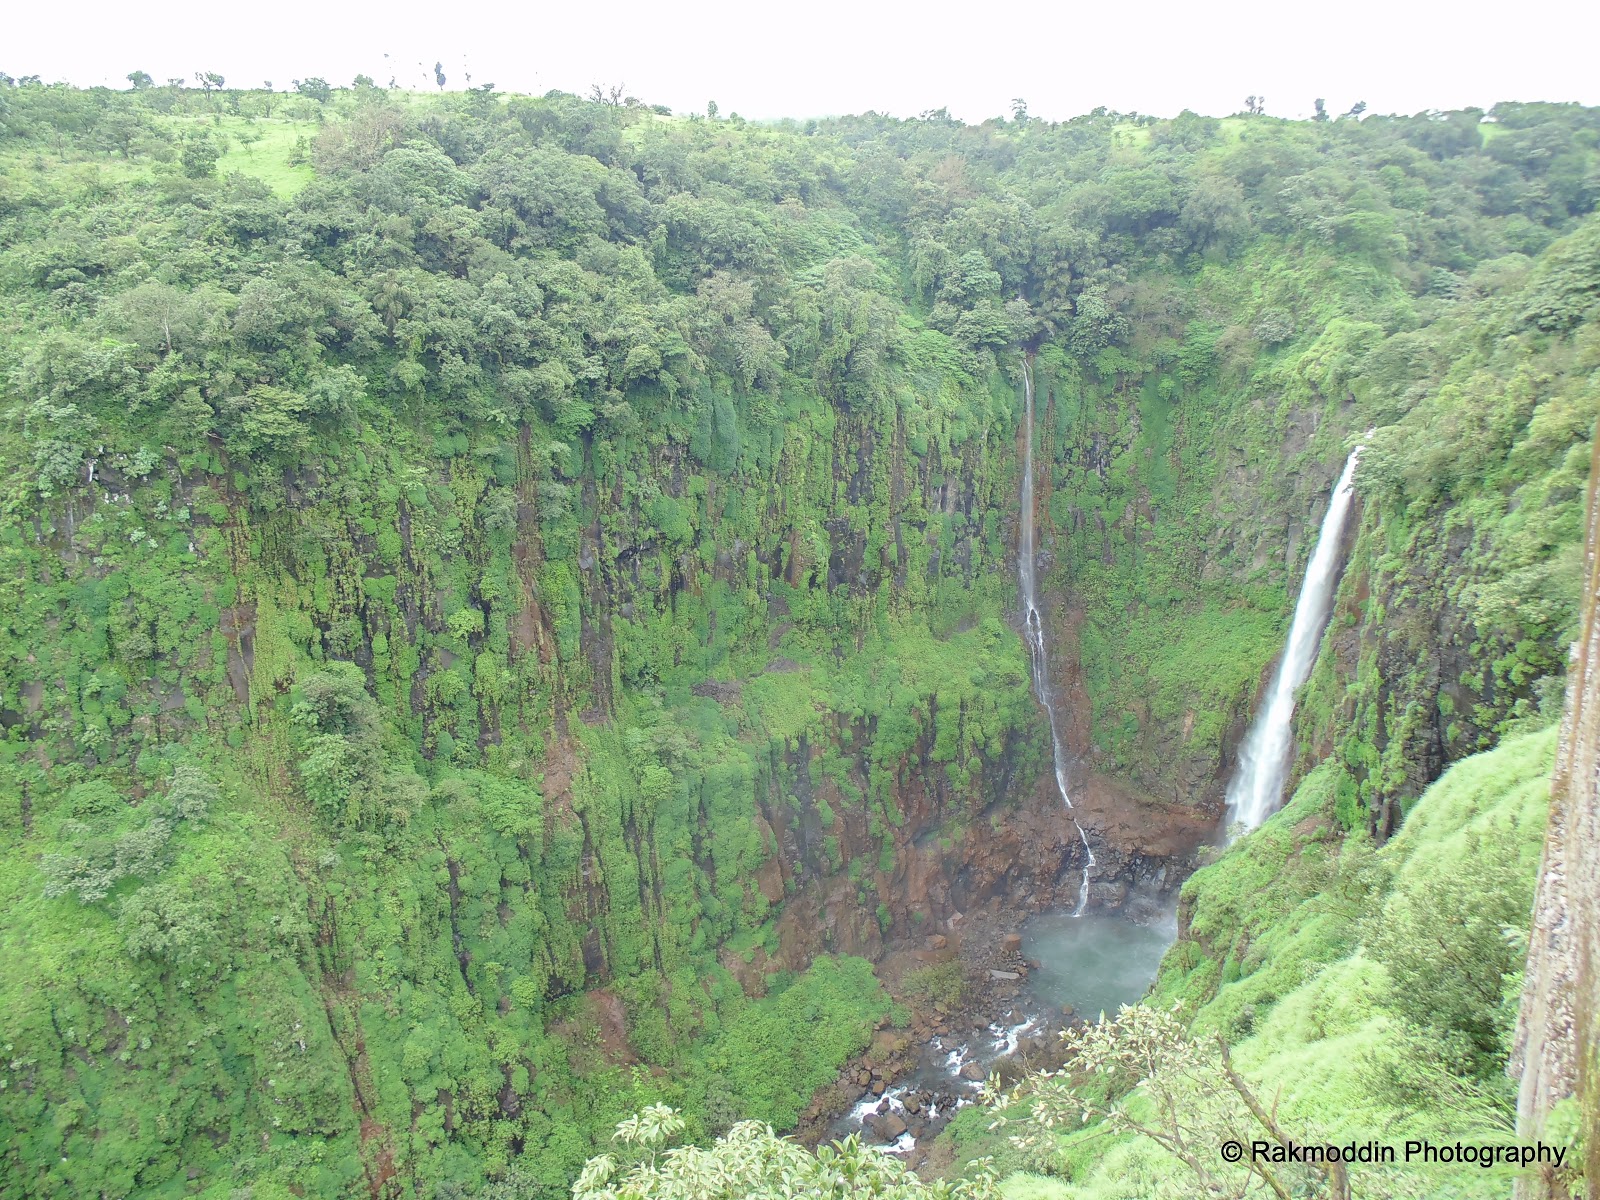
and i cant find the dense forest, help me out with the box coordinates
[0,73,1596,1199]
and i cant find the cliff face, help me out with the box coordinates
[1035,375,1345,816]
[719,725,1207,986]
[1513,435,1600,1200]
[5,340,1583,1198]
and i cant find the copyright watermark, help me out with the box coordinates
[1220,1139,1569,1170]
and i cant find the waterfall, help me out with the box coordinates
[1017,359,1096,916]
[1225,447,1364,834]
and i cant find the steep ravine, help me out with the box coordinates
[551,369,1376,993]
[507,386,1242,994]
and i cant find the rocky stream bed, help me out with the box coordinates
[794,903,1178,1168]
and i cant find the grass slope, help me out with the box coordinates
[209,117,317,196]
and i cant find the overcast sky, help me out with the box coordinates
[10,0,1598,123]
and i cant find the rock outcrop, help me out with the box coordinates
[1513,436,1600,1200]
[740,721,1209,978]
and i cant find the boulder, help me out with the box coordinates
[872,1030,906,1059]
[960,1061,986,1081]
[880,1113,908,1139]
[989,969,1020,981]
[1001,933,1023,954]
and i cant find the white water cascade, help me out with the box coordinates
[1225,447,1364,834]
[1017,359,1096,916]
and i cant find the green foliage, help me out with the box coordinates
[178,131,221,179]
[901,959,967,1008]
[0,77,1593,1200]
[1156,728,1553,1042]
[575,1104,998,1199]
[691,957,889,1129]
[1367,839,1532,1077]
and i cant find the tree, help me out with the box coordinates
[1368,828,1536,1077]
[1313,98,1329,122]
[574,1105,999,1199]
[994,1005,1351,1199]
[179,132,220,178]
[103,281,208,353]
[165,764,218,821]
[294,76,331,104]
[194,70,225,106]
[1244,95,1265,115]
[117,878,221,968]
[371,271,412,334]
[434,61,446,90]
[688,272,785,391]
[95,107,158,157]
[808,256,898,406]
[1010,97,1029,124]
[466,80,498,114]
[22,397,98,494]
[707,99,718,120]
[126,70,153,90]
[1345,100,1368,118]
[1181,174,1249,255]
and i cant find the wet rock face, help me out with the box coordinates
[744,718,1209,978]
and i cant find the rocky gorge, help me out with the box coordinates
[1,83,1594,1200]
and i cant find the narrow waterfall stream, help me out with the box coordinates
[1225,447,1363,834]
[1018,359,1096,914]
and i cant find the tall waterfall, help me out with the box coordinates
[1018,360,1096,916]
[1225,447,1363,834]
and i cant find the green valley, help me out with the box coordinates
[0,72,1595,1200]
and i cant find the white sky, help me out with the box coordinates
[9,0,1599,123]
